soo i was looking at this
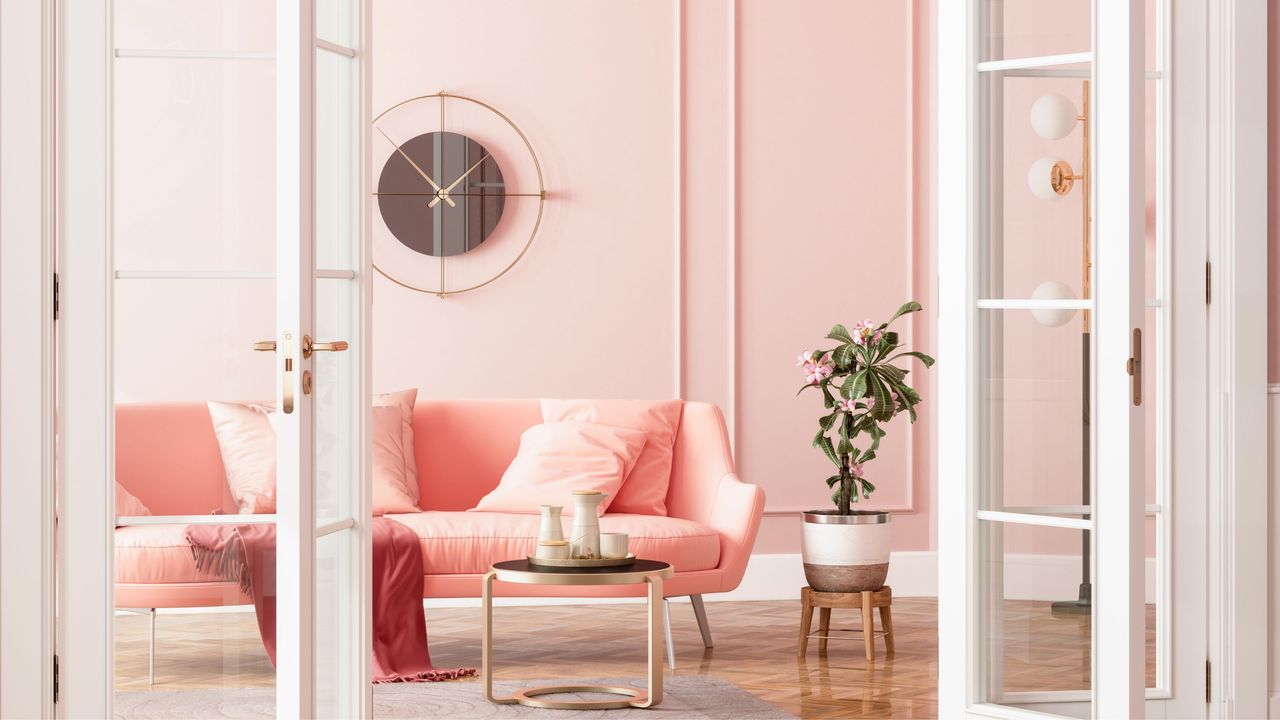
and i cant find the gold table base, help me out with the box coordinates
[510,684,648,710]
[481,561,671,710]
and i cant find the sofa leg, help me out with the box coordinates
[662,598,676,671]
[148,608,157,685]
[690,594,714,648]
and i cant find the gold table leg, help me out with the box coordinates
[481,571,515,705]
[482,571,664,709]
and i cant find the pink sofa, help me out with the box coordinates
[114,399,764,672]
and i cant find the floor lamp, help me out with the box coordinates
[1024,82,1092,616]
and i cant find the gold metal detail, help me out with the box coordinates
[253,340,277,352]
[301,334,349,359]
[281,332,294,414]
[372,91,547,297]
[482,567,667,709]
[301,370,313,396]
[1049,159,1077,196]
[1126,327,1142,406]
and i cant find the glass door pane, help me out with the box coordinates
[311,0,366,715]
[110,1,278,713]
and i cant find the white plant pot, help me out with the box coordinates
[800,510,891,593]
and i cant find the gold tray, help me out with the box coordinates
[527,553,636,568]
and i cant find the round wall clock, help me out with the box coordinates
[371,92,546,297]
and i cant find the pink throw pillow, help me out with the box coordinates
[372,404,419,514]
[115,482,151,517]
[374,389,420,505]
[207,401,276,514]
[471,421,648,516]
[540,399,684,516]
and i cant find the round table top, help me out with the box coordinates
[489,558,674,586]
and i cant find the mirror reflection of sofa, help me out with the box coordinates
[114,398,765,680]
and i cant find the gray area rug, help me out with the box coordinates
[114,675,795,719]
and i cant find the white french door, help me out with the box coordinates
[936,0,1194,718]
[55,0,370,717]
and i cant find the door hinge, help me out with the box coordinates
[53,654,59,704]
[1205,261,1211,304]
[1206,658,1211,703]
[53,272,59,320]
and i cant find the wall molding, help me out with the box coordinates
[673,0,685,400]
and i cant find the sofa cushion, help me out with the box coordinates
[471,421,648,516]
[207,401,276,514]
[385,511,721,575]
[115,524,225,585]
[541,399,684,516]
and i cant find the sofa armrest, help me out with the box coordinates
[707,472,765,592]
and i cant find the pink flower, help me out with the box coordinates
[852,319,881,347]
[799,351,834,384]
[837,397,859,412]
[847,457,864,478]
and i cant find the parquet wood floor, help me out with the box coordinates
[114,597,1156,718]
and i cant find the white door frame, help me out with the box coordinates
[1204,1,1269,717]
[0,0,58,716]
[57,0,116,714]
[51,0,374,715]
[938,0,1150,717]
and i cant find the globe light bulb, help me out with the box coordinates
[1030,93,1078,140]
[1030,280,1078,327]
[1028,156,1066,201]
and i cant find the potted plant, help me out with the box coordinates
[796,301,934,593]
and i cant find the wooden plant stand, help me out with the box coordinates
[797,585,894,661]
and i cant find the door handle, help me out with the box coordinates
[252,334,296,414]
[302,335,349,359]
[1125,327,1142,406]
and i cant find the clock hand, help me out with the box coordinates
[428,153,491,208]
[376,126,456,208]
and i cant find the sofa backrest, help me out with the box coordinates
[116,403,239,516]
[115,398,731,519]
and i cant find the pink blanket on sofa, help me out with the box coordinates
[186,516,475,683]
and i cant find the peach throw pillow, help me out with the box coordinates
[540,399,684,516]
[471,421,648,516]
[374,389,420,505]
[371,404,419,514]
[208,400,418,515]
[115,482,151,517]
[207,401,276,514]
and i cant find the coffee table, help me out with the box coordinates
[481,558,674,709]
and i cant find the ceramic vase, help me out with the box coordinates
[569,491,605,559]
[800,510,891,592]
[538,505,564,543]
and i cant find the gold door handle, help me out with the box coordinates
[252,335,295,413]
[302,335,349,359]
[1125,327,1142,406]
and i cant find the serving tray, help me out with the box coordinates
[527,553,636,568]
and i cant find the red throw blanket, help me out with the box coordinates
[187,516,475,683]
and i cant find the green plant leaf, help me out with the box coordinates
[826,324,854,344]
[816,434,841,468]
[866,372,895,421]
[821,384,836,409]
[819,412,839,432]
[875,364,907,384]
[883,331,899,347]
[888,300,923,324]
[888,350,935,368]
[832,343,857,368]
[825,474,842,488]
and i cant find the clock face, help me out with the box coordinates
[376,131,506,257]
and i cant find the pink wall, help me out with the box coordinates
[370,0,934,555]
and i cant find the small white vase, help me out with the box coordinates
[538,505,564,543]
[569,491,605,559]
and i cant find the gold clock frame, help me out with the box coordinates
[371,91,547,297]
